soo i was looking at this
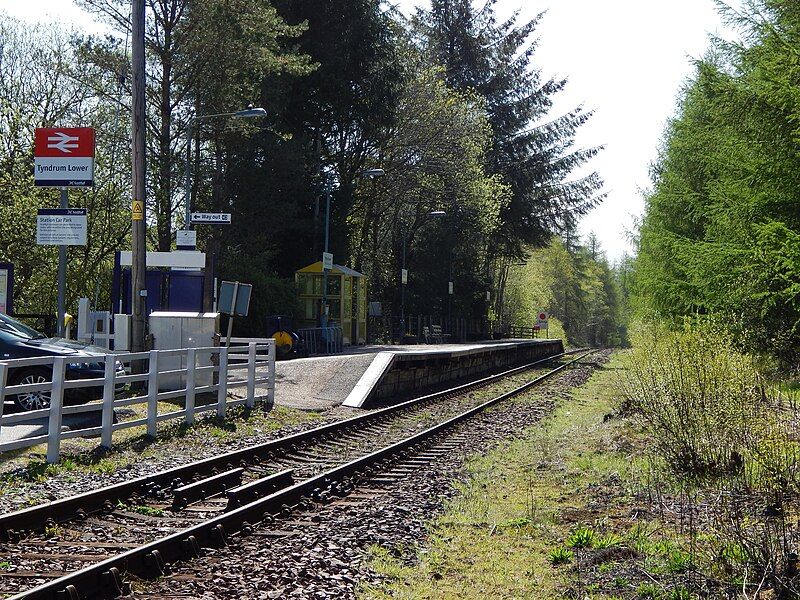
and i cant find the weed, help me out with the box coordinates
[669,586,691,600]
[0,562,10,569]
[44,524,62,538]
[129,505,164,517]
[548,546,574,566]
[598,561,617,574]
[665,549,692,574]
[566,525,596,548]
[498,517,532,529]
[593,532,624,549]
[613,576,629,588]
[636,582,663,599]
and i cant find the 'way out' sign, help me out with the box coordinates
[34,128,95,187]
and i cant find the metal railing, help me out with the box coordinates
[297,327,343,354]
[0,340,276,463]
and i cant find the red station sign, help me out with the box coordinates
[33,127,95,187]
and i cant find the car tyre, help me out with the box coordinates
[11,367,53,411]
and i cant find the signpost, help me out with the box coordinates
[218,280,253,347]
[191,212,231,225]
[536,311,549,337]
[34,127,95,336]
[401,268,408,285]
[322,252,333,271]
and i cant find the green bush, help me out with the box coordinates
[618,322,769,478]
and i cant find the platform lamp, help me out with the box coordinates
[320,168,385,327]
[183,106,267,234]
[399,209,446,342]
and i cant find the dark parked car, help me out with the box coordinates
[0,313,124,411]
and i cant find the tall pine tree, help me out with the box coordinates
[414,0,605,258]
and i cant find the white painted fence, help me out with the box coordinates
[0,340,275,463]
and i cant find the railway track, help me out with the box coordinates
[0,350,592,600]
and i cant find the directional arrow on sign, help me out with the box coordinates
[47,132,80,153]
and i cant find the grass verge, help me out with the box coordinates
[361,352,695,599]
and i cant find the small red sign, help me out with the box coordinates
[34,128,95,158]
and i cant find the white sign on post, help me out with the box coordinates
[191,212,231,224]
[536,311,549,330]
[36,209,87,245]
[401,268,408,284]
[448,281,454,295]
[322,252,333,271]
[176,229,197,248]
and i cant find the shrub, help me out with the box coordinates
[618,322,769,478]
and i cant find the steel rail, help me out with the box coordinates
[0,350,574,540]
[9,350,595,600]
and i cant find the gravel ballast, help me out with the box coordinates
[126,352,609,599]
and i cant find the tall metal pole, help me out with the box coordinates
[321,190,330,326]
[184,120,193,230]
[131,0,147,352]
[56,188,68,337]
[400,226,406,341]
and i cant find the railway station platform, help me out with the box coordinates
[273,339,564,411]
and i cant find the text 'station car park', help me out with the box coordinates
[0,313,125,411]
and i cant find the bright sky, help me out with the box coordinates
[1,0,738,261]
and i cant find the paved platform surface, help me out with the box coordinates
[335,338,544,356]
[273,352,379,411]
[272,338,550,411]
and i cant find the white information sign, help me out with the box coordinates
[448,281,454,295]
[176,229,197,247]
[191,212,231,224]
[36,208,87,246]
[322,252,334,271]
[536,311,549,330]
[401,268,408,284]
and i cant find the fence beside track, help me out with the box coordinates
[0,340,276,463]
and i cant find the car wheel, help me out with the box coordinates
[12,368,52,411]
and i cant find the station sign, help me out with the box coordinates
[36,208,87,246]
[34,128,95,187]
[448,281,454,295]
[191,212,231,224]
[322,252,333,271]
[401,268,408,285]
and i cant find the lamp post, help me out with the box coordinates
[183,107,267,233]
[399,209,445,341]
[320,168,384,327]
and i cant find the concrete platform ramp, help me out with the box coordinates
[343,339,564,408]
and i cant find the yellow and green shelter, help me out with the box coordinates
[295,261,368,345]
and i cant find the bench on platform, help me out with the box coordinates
[422,325,451,344]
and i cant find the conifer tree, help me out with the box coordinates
[414,0,604,257]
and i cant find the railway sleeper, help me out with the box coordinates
[225,469,294,511]
[171,468,244,510]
